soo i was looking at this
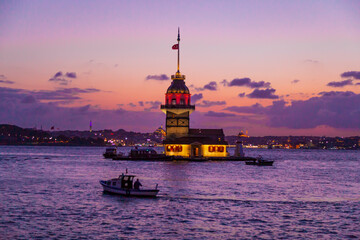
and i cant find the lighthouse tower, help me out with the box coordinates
[160,29,227,158]
[160,29,195,140]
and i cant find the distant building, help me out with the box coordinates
[160,30,228,158]
[154,126,166,141]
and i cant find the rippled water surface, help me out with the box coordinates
[1,146,360,239]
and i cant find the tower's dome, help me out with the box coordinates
[166,80,189,94]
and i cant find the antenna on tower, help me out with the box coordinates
[177,27,180,74]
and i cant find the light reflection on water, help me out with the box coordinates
[0,146,360,239]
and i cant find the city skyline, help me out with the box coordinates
[1,0,360,136]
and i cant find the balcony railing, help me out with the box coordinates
[160,104,195,109]
[171,74,186,80]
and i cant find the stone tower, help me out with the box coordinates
[160,29,195,140]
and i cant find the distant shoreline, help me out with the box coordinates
[1,124,359,150]
[1,144,359,151]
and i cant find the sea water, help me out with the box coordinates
[0,146,359,239]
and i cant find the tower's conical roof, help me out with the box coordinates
[166,79,189,94]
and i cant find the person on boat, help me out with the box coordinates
[134,179,142,190]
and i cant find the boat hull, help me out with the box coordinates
[245,160,274,166]
[99,181,159,197]
[258,161,274,166]
[245,160,257,165]
[103,153,117,159]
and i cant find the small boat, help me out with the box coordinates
[99,173,159,197]
[112,148,172,161]
[245,156,274,166]
[103,147,118,159]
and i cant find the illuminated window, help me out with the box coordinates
[208,146,225,152]
[167,145,183,152]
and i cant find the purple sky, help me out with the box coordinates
[1,0,360,136]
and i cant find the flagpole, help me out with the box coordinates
[177,28,180,73]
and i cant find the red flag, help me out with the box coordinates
[172,44,178,50]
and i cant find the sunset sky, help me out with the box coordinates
[1,0,360,136]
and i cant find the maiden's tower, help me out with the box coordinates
[160,29,228,158]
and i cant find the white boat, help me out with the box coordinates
[99,173,159,197]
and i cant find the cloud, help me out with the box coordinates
[1,85,359,133]
[247,88,279,99]
[21,95,37,104]
[266,92,360,129]
[0,87,26,101]
[222,78,249,87]
[48,78,69,85]
[203,81,217,91]
[128,101,161,111]
[291,79,300,84]
[248,81,271,88]
[220,79,228,86]
[341,71,360,80]
[222,78,271,88]
[225,91,360,129]
[327,79,353,87]
[224,103,265,114]
[197,100,226,107]
[0,75,15,84]
[77,104,91,113]
[34,88,100,101]
[49,71,77,86]
[0,80,15,84]
[191,93,203,103]
[144,101,161,111]
[115,107,126,115]
[193,81,218,91]
[238,92,245,97]
[0,86,100,105]
[318,91,355,97]
[65,72,77,78]
[145,74,170,81]
[54,72,62,78]
[0,89,164,132]
[204,111,236,117]
[145,101,161,105]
